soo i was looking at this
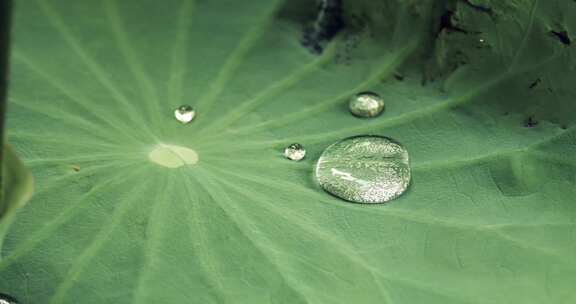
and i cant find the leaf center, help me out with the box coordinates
[148,144,199,168]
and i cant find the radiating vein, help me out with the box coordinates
[215,172,405,276]
[24,160,136,197]
[11,51,143,143]
[179,170,229,302]
[412,149,521,172]
[203,154,308,169]
[205,162,574,249]
[0,164,145,272]
[193,168,331,303]
[131,170,172,303]
[9,97,125,146]
[47,167,155,304]
[227,42,418,135]
[23,152,144,165]
[36,0,155,140]
[257,51,564,147]
[197,41,339,135]
[6,132,122,151]
[103,0,164,136]
[168,0,195,107]
[194,0,283,113]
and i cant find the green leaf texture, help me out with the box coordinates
[1,0,576,303]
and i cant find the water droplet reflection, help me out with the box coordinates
[174,105,196,124]
[315,135,410,204]
[284,143,306,161]
[349,92,385,118]
[0,293,18,304]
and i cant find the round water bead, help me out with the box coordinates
[349,92,384,118]
[284,143,306,161]
[315,135,410,204]
[174,105,196,124]
[0,294,17,304]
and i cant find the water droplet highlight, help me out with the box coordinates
[0,294,17,304]
[174,105,196,124]
[315,135,410,204]
[349,92,384,118]
[284,143,306,161]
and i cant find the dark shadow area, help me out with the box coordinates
[0,0,12,149]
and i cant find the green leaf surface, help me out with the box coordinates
[1,0,576,303]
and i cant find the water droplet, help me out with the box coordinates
[349,92,384,118]
[284,143,306,161]
[174,105,196,124]
[0,294,17,304]
[315,135,410,204]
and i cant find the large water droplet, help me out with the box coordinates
[315,135,410,204]
[284,143,306,161]
[349,92,384,118]
[174,105,196,124]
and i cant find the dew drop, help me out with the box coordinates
[0,293,17,304]
[349,92,384,118]
[174,105,196,124]
[315,135,410,204]
[284,143,306,161]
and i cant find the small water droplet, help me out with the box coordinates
[0,294,18,304]
[349,92,384,118]
[315,135,410,204]
[284,143,306,161]
[174,105,196,124]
